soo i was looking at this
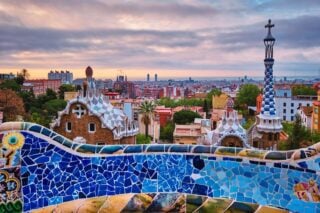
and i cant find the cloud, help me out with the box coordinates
[0,0,319,78]
[215,16,320,49]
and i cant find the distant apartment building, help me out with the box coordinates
[142,87,162,99]
[23,79,61,96]
[0,73,15,83]
[173,119,211,145]
[159,86,183,99]
[274,86,316,122]
[312,91,320,132]
[174,124,201,145]
[297,106,313,129]
[113,75,135,98]
[155,106,172,127]
[97,79,113,89]
[48,70,73,84]
[256,86,317,122]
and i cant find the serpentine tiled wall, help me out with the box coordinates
[0,122,320,212]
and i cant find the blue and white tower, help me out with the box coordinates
[255,20,282,150]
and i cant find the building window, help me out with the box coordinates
[284,92,287,97]
[291,109,294,114]
[291,116,294,121]
[283,103,286,107]
[88,123,96,133]
[66,122,72,132]
[283,109,286,113]
[307,103,310,107]
[291,103,294,107]
[283,116,286,121]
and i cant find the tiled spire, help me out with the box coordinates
[261,19,276,116]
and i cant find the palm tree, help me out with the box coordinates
[140,100,156,138]
[21,69,30,80]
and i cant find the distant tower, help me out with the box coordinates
[85,66,95,89]
[147,73,150,82]
[155,73,158,82]
[253,20,282,150]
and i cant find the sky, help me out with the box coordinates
[0,0,320,80]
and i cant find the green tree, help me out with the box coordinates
[0,79,21,91]
[18,90,36,112]
[160,121,174,142]
[173,110,202,124]
[45,88,57,100]
[44,99,67,117]
[204,88,222,109]
[136,133,151,144]
[288,114,307,149]
[235,84,260,109]
[157,97,203,108]
[206,88,222,100]
[292,85,317,96]
[20,68,30,80]
[58,84,76,99]
[140,100,156,138]
[76,85,82,91]
[203,99,209,119]
[0,89,25,121]
[36,89,57,106]
[15,74,25,85]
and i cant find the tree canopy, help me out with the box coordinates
[235,84,260,108]
[292,85,317,96]
[157,98,203,108]
[58,84,76,99]
[0,89,25,121]
[206,88,222,100]
[136,133,151,144]
[0,79,21,91]
[160,121,174,142]
[279,115,320,150]
[173,110,202,124]
[139,100,156,138]
[44,99,67,117]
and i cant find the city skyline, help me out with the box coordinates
[1,0,320,79]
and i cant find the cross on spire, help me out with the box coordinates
[265,19,274,35]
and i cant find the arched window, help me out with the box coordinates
[88,123,96,133]
[66,122,72,132]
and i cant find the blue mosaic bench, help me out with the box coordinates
[0,122,320,212]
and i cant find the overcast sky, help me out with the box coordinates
[0,0,320,79]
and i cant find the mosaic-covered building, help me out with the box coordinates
[51,66,139,144]
[250,20,283,150]
[212,97,249,147]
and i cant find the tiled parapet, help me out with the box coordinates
[0,122,318,164]
[1,122,320,212]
